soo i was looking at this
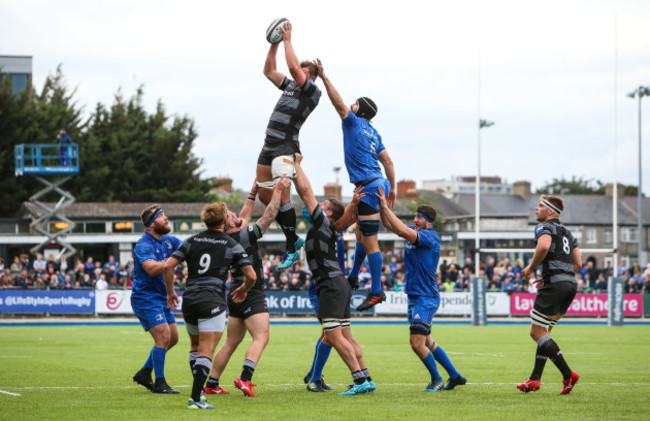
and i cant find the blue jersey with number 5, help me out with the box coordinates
[342,110,385,183]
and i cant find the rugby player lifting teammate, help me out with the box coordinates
[518,195,581,395]
[163,202,257,409]
[315,59,396,311]
[203,176,291,398]
[258,21,321,270]
[293,153,375,395]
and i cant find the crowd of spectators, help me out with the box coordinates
[0,254,132,291]
[1,251,649,295]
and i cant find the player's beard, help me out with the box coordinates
[153,222,171,235]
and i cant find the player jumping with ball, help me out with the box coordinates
[257,21,321,271]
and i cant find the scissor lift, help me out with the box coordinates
[15,143,79,258]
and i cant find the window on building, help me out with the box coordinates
[86,222,106,233]
[621,227,639,243]
[585,228,597,244]
[605,229,612,244]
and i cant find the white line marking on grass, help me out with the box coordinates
[0,356,30,358]
[0,390,21,396]
[3,381,649,391]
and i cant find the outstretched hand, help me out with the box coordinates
[294,153,303,165]
[375,186,389,210]
[274,174,291,194]
[352,186,366,206]
[280,21,292,43]
[386,189,396,209]
[315,58,326,79]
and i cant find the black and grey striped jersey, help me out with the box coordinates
[229,224,264,291]
[264,77,321,148]
[534,219,578,284]
[172,230,252,292]
[305,205,344,283]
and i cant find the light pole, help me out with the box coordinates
[476,119,494,272]
[627,86,650,266]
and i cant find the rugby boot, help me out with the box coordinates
[234,378,257,397]
[187,400,214,410]
[560,371,580,395]
[517,378,541,393]
[306,379,328,393]
[152,378,179,394]
[424,380,445,392]
[356,292,386,311]
[204,385,229,395]
[132,369,153,391]
[443,374,467,390]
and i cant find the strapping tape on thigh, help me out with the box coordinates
[271,155,296,179]
[530,309,553,328]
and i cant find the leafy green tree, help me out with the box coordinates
[536,176,605,195]
[536,176,641,196]
[0,66,84,216]
[0,66,212,216]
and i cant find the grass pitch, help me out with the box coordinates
[1,321,649,420]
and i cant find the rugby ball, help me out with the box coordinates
[266,17,289,44]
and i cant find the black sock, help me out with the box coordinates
[352,370,366,385]
[362,368,372,382]
[276,203,297,253]
[538,336,572,379]
[530,346,548,381]
[241,359,257,382]
[191,357,211,402]
[206,377,219,388]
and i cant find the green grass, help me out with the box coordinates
[1,323,649,420]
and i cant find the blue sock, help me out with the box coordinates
[142,347,154,371]
[348,243,367,280]
[422,351,442,382]
[433,345,460,379]
[152,346,167,380]
[310,338,332,381]
[367,251,383,294]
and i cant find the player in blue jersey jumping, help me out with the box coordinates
[131,204,182,394]
[315,59,396,311]
[376,188,467,392]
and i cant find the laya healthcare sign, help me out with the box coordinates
[510,293,643,316]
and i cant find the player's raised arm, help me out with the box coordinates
[264,42,285,87]
[239,178,259,226]
[163,256,182,309]
[316,58,349,119]
[257,175,291,234]
[335,186,366,232]
[293,154,318,214]
[376,187,417,244]
[378,150,396,208]
[281,22,307,88]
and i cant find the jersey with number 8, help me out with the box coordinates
[534,219,578,284]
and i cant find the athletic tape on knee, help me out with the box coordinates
[271,155,296,179]
[530,309,553,329]
[358,220,380,237]
[410,322,431,336]
[257,180,275,189]
[322,319,343,331]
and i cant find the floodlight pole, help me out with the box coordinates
[628,86,649,266]
[476,119,494,274]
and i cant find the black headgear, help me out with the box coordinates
[354,97,377,120]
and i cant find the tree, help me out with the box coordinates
[536,176,605,195]
[0,66,84,216]
[0,66,212,216]
[535,176,642,196]
[71,88,210,202]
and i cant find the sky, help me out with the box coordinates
[3,0,650,197]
